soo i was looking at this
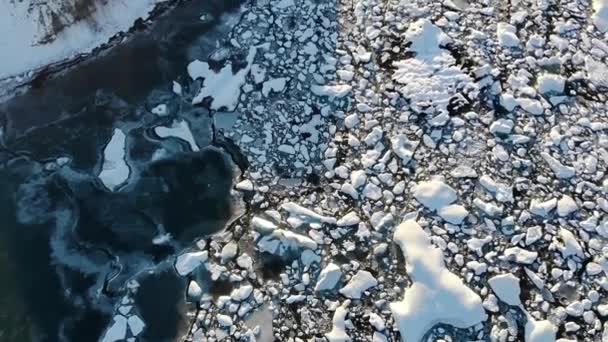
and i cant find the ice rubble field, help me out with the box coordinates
[8,0,608,340]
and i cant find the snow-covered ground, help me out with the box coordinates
[0,0,167,80]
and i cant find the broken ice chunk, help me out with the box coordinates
[525,319,557,342]
[558,228,584,259]
[257,229,318,255]
[537,74,565,95]
[391,134,418,165]
[450,165,478,178]
[101,316,127,342]
[556,195,577,217]
[489,119,514,135]
[529,198,557,217]
[281,202,336,225]
[437,204,469,224]
[412,180,458,210]
[175,251,208,276]
[262,77,287,97]
[502,247,537,264]
[311,84,352,98]
[517,98,544,115]
[337,212,361,226]
[497,22,520,47]
[251,216,278,234]
[188,280,203,299]
[315,263,343,292]
[339,270,378,299]
[489,274,521,306]
[127,315,145,337]
[541,152,575,178]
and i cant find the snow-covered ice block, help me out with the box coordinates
[311,84,352,98]
[437,204,469,224]
[325,301,351,342]
[175,251,208,276]
[489,274,521,306]
[497,23,520,47]
[339,270,377,299]
[413,180,458,210]
[390,220,486,342]
[537,74,565,95]
[315,263,342,292]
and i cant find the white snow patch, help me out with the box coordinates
[99,128,129,191]
[188,46,257,111]
[390,220,486,342]
[154,120,200,152]
[392,20,475,120]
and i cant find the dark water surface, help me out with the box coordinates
[0,0,246,341]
